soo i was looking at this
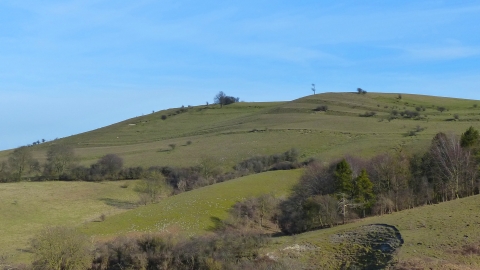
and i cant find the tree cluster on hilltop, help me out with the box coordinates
[214,91,239,108]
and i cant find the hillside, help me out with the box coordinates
[82,169,302,237]
[0,170,301,263]
[270,194,480,269]
[1,92,478,169]
[0,180,140,263]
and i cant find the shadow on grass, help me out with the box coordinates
[99,198,137,209]
[206,216,224,232]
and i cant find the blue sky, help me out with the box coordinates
[1,1,480,150]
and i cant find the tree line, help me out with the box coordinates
[225,126,480,235]
[0,145,302,197]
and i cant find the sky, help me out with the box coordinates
[1,1,480,150]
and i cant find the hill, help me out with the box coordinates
[81,169,302,238]
[270,193,480,269]
[0,170,301,263]
[1,92,478,170]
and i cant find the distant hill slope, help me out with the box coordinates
[1,92,479,168]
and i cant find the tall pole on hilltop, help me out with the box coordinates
[312,83,316,95]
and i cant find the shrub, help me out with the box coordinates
[31,226,92,270]
[161,115,167,120]
[313,105,328,112]
[359,111,376,117]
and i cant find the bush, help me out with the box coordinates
[234,148,299,173]
[313,105,328,112]
[31,226,92,270]
[400,110,420,119]
[359,111,376,117]
[161,115,167,120]
[92,232,268,270]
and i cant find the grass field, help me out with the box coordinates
[82,169,302,238]
[0,180,140,263]
[2,92,480,267]
[271,194,480,269]
[0,170,302,264]
[1,92,478,169]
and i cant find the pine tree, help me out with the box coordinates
[353,169,375,217]
[334,159,353,197]
[461,126,479,148]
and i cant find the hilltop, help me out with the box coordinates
[1,92,480,268]
[1,92,478,169]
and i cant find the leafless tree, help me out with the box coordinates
[214,91,227,108]
[44,144,77,179]
[8,146,37,181]
[429,133,476,199]
[368,153,410,211]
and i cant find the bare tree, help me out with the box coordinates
[214,91,227,108]
[97,154,123,179]
[135,172,172,204]
[44,144,77,179]
[368,153,410,211]
[429,133,475,199]
[8,146,36,181]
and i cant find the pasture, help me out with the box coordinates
[2,92,478,170]
[0,180,139,263]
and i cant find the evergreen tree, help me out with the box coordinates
[461,126,479,148]
[353,169,375,217]
[334,159,353,197]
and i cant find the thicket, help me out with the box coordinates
[0,147,303,196]
[15,224,296,270]
[275,127,480,234]
[91,232,273,270]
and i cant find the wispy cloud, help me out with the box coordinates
[402,45,480,61]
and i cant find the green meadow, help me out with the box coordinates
[2,92,478,169]
[0,170,301,263]
[0,181,139,263]
[82,169,302,238]
[1,92,480,267]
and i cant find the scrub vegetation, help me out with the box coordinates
[2,92,480,269]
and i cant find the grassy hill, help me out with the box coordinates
[81,169,302,238]
[2,92,480,267]
[1,92,478,169]
[270,194,480,269]
[0,170,301,263]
